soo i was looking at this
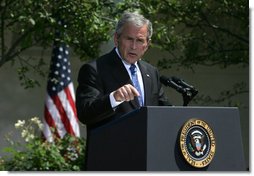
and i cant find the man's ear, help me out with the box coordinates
[114,33,119,47]
[146,39,151,50]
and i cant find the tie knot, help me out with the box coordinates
[130,64,136,75]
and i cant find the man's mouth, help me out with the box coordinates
[128,52,137,57]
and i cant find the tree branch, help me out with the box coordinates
[199,11,248,44]
[0,27,35,67]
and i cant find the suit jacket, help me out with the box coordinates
[76,48,170,127]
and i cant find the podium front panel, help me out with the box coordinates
[146,106,246,171]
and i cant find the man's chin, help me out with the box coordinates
[126,58,139,64]
[126,55,140,62]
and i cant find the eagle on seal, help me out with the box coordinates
[190,130,207,156]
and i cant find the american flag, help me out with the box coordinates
[43,41,80,142]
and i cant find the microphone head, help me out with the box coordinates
[171,76,181,83]
[160,75,169,85]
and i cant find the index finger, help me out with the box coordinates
[128,84,140,97]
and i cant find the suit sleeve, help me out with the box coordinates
[75,62,115,126]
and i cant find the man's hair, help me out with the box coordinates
[115,11,153,41]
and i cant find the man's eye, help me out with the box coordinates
[137,39,145,44]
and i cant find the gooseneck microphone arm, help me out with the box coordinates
[160,76,198,106]
[160,76,186,94]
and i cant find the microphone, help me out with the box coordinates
[171,76,198,97]
[160,75,199,106]
[171,76,194,89]
[160,76,186,94]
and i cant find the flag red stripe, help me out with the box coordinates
[44,105,60,138]
[64,86,78,121]
[51,94,75,135]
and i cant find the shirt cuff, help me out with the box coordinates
[109,91,124,109]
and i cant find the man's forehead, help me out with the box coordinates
[122,23,148,37]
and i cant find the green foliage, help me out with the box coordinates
[1,0,116,88]
[1,0,116,62]
[0,117,86,171]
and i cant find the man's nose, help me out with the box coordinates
[130,40,137,49]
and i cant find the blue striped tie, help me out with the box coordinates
[129,64,143,106]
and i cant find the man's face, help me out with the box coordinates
[114,23,150,64]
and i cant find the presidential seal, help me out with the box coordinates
[179,119,216,168]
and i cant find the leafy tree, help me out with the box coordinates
[0,0,116,88]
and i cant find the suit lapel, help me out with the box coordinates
[138,61,152,106]
[109,49,131,85]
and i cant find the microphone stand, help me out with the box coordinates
[182,87,198,106]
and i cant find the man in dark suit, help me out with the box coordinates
[76,12,170,128]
